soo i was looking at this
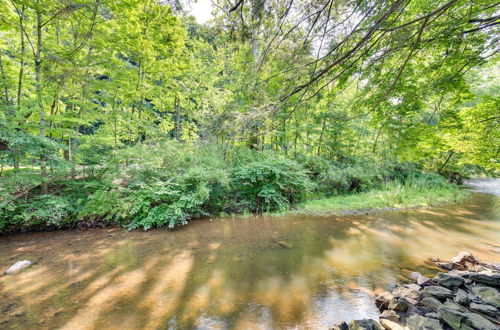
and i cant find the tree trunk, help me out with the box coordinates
[35,10,48,194]
[0,52,9,105]
[17,5,25,109]
[175,95,181,140]
[71,137,77,179]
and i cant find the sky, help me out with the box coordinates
[188,0,214,24]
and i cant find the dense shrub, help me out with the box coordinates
[230,158,312,212]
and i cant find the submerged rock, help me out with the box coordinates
[276,240,294,249]
[4,260,33,274]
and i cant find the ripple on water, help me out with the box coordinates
[0,180,499,329]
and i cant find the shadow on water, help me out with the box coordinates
[0,189,499,329]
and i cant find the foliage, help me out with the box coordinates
[0,0,497,233]
[231,157,312,212]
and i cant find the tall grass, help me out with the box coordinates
[296,178,467,214]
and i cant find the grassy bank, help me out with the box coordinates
[0,143,468,233]
[295,182,468,214]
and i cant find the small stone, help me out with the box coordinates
[406,315,442,330]
[379,319,406,330]
[409,272,421,280]
[469,286,500,309]
[437,300,497,330]
[469,302,498,316]
[405,283,422,292]
[436,273,464,289]
[276,240,294,249]
[419,297,443,311]
[417,275,435,287]
[380,310,400,322]
[422,286,454,300]
[375,292,395,311]
[5,260,33,274]
[451,252,479,266]
[454,289,470,306]
[389,298,411,312]
[437,262,454,271]
[393,286,421,301]
[349,319,381,330]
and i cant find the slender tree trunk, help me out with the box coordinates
[71,137,78,179]
[0,50,10,106]
[35,10,48,194]
[438,151,454,174]
[175,95,181,140]
[372,125,382,154]
[317,116,327,156]
[17,6,25,109]
[12,6,26,170]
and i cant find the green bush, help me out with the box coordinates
[230,158,312,212]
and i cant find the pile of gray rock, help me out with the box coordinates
[331,252,500,330]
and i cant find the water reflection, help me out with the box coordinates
[0,190,499,329]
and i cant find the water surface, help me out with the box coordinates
[1,180,499,329]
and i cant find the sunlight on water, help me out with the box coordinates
[1,183,499,329]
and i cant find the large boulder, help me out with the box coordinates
[437,300,497,330]
[4,260,33,274]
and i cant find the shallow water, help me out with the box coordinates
[1,181,499,329]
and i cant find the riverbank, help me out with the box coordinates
[293,183,468,215]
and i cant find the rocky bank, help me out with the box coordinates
[332,252,500,330]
